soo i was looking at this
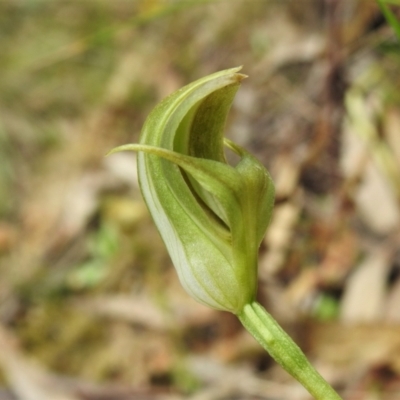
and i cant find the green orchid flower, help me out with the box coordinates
[108,67,342,400]
[110,67,274,314]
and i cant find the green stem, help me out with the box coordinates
[238,302,342,400]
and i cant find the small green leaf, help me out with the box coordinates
[378,0,400,40]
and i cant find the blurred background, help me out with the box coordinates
[0,0,400,399]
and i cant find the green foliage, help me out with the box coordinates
[378,0,400,40]
[313,294,340,322]
[67,222,120,290]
